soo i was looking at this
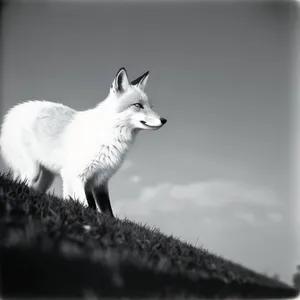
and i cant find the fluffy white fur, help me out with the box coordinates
[0,68,166,208]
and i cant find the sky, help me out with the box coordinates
[0,0,298,284]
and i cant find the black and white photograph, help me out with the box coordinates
[0,0,299,298]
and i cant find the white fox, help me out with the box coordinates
[0,68,167,217]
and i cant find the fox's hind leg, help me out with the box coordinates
[1,143,41,189]
[34,166,55,194]
[10,168,21,181]
[15,159,41,189]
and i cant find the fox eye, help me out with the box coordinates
[133,103,144,109]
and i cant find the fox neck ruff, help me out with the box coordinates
[78,112,138,184]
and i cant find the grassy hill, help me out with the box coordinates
[0,172,298,299]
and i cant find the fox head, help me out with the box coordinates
[104,68,167,131]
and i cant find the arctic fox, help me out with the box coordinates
[0,68,167,217]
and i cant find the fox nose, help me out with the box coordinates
[160,117,167,125]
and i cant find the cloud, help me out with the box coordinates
[114,180,281,220]
[130,175,141,184]
[169,180,281,208]
[234,210,259,226]
[114,182,181,216]
[266,212,283,223]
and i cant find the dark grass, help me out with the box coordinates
[0,172,298,299]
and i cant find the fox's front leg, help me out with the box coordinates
[62,174,87,206]
[90,182,114,218]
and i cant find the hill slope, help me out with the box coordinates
[0,172,298,299]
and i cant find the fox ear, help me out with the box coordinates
[111,68,130,95]
[130,71,149,91]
